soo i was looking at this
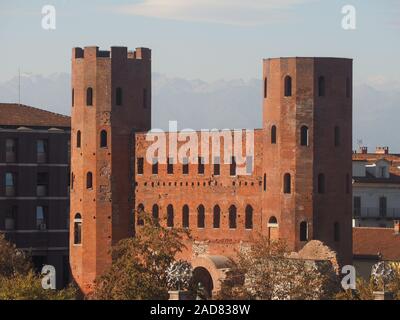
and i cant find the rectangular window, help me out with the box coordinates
[152,158,158,175]
[198,157,205,175]
[137,157,144,175]
[167,157,174,174]
[230,156,236,176]
[353,196,361,217]
[37,139,48,163]
[5,172,16,196]
[37,172,49,197]
[5,206,17,230]
[379,197,387,217]
[5,139,17,162]
[182,157,189,175]
[213,157,220,176]
[36,206,48,230]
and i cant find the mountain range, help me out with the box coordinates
[0,72,398,152]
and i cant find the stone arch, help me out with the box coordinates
[191,255,233,298]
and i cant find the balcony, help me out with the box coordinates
[353,207,400,219]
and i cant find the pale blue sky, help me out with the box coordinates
[0,0,399,84]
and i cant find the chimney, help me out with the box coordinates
[394,220,400,234]
[376,146,389,155]
[360,146,368,154]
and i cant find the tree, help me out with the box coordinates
[0,234,77,300]
[91,212,190,300]
[0,271,76,300]
[0,234,31,277]
[336,262,400,300]
[217,238,341,300]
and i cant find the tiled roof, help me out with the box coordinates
[353,227,400,261]
[352,153,400,184]
[0,103,70,128]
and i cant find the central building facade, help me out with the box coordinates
[69,46,353,295]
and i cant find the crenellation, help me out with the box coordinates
[70,48,353,295]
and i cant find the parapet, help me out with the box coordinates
[72,46,151,61]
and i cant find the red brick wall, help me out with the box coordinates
[134,130,264,259]
[262,58,353,265]
[70,51,353,293]
[70,46,151,294]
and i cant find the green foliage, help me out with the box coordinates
[336,262,400,300]
[0,234,31,277]
[0,271,77,300]
[91,212,190,300]
[336,277,375,300]
[0,234,78,300]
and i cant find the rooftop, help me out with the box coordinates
[353,226,400,261]
[0,103,70,128]
[352,152,400,184]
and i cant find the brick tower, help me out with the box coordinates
[69,46,151,293]
[262,58,353,265]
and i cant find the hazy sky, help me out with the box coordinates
[0,0,399,84]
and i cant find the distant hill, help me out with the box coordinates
[0,72,398,151]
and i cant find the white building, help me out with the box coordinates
[352,147,400,228]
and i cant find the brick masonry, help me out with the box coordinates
[69,47,353,294]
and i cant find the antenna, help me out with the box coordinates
[18,67,21,106]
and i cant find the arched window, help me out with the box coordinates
[268,216,278,226]
[86,87,93,106]
[346,77,351,98]
[263,174,267,191]
[229,205,237,229]
[86,172,93,189]
[197,205,205,228]
[213,205,220,228]
[300,221,308,241]
[264,77,268,98]
[182,205,189,228]
[271,125,277,144]
[334,126,340,147]
[137,204,144,225]
[152,204,159,222]
[283,173,291,194]
[72,89,74,107]
[100,130,107,148]
[318,76,325,97]
[334,222,340,242]
[284,76,292,97]
[318,173,325,194]
[167,204,174,227]
[245,205,253,229]
[300,126,309,146]
[73,213,82,245]
[71,172,75,190]
[116,87,123,106]
[76,130,81,148]
[230,157,236,176]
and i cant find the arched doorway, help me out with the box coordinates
[192,267,213,299]
[191,255,233,298]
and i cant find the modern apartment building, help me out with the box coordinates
[352,147,400,228]
[0,103,71,288]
